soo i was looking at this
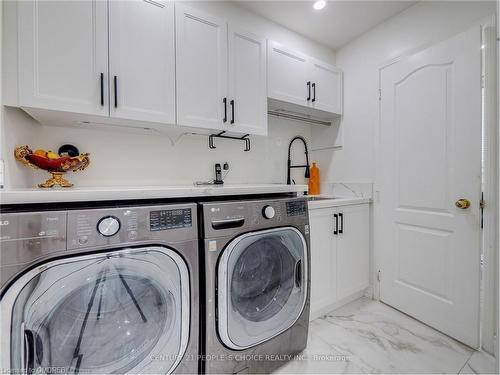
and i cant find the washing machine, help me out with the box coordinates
[0,203,199,374]
[200,197,310,374]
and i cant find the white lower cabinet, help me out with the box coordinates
[309,203,370,320]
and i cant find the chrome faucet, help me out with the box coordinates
[287,136,310,185]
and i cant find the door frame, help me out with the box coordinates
[373,21,498,352]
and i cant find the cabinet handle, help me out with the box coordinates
[306,81,311,101]
[334,213,338,235]
[339,212,344,234]
[100,73,104,106]
[230,99,235,124]
[312,82,316,102]
[113,76,118,108]
[223,98,227,123]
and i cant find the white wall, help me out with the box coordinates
[0,1,335,190]
[312,1,496,184]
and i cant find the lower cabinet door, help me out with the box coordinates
[308,207,337,319]
[336,204,370,300]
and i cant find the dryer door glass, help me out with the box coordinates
[218,227,307,349]
[7,247,189,374]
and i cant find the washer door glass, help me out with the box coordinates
[7,247,189,374]
[218,227,307,349]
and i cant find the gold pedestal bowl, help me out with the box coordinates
[14,145,90,188]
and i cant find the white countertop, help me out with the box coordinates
[0,184,308,205]
[307,196,372,208]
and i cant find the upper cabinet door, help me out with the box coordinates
[175,4,227,130]
[310,59,343,115]
[227,26,267,136]
[267,41,308,107]
[108,0,175,124]
[17,0,108,115]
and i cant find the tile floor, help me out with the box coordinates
[275,298,496,374]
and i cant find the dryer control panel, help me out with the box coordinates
[202,197,308,239]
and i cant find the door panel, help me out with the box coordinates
[309,208,337,317]
[1,247,190,374]
[378,26,481,347]
[227,26,267,135]
[17,0,108,115]
[109,0,175,124]
[267,41,308,107]
[218,228,307,350]
[336,205,370,300]
[175,4,227,130]
[310,59,342,114]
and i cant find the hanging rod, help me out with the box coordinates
[267,110,332,126]
[209,131,251,151]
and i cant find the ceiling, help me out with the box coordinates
[236,1,417,50]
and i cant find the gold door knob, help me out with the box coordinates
[455,199,471,209]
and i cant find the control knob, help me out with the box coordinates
[262,205,276,219]
[97,216,120,237]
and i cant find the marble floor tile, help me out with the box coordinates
[459,351,496,374]
[276,297,481,374]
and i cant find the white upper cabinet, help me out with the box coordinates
[267,41,309,107]
[175,4,228,130]
[17,0,108,115]
[108,0,175,124]
[267,40,343,118]
[310,59,343,115]
[227,26,267,136]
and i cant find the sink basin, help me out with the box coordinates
[305,196,339,201]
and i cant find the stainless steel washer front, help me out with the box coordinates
[201,197,311,374]
[0,203,199,375]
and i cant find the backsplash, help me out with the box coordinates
[1,107,313,189]
[320,182,373,199]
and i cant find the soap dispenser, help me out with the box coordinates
[308,162,320,195]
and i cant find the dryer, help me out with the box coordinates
[0,203,199,374]
[200,197,310,374]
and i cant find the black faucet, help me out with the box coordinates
[287,136,310,185]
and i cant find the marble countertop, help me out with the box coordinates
[307,196,371,209]
[0,184,308,205]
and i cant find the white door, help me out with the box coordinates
[377,26,482,347]
[175,4,227,130]
[336,204,370,300]
[310,58,343,115]
[309,208,337,319]
[267,41,309,107]
[17,0,108,115]
[108,0,175,124]
[227,26,267,136]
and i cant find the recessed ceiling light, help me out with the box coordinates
[313,0,326,10]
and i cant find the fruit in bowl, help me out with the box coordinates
[14,145,90,188]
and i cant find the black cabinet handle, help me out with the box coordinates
[307,81,311,101]
[100,73,104,106]
[223,98,227,123]
[334,213,338,235]
[113,76,118,108]
[312,82,316,102]
[230,99,235,124]
[339,213,344,234]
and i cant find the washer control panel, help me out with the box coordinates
[67,204,197,249]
